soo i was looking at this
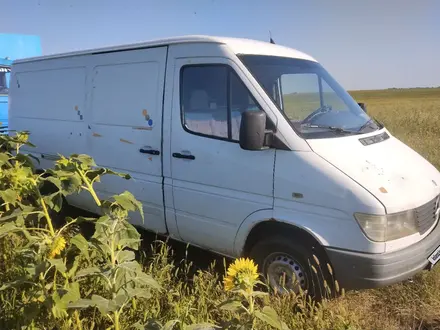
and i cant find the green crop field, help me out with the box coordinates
[1,88,439,330]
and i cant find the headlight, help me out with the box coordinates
[354,210,418,242]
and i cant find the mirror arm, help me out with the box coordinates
[263,130,273,147]
[263,130,290,150]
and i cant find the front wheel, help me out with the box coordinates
[249,236,336,299]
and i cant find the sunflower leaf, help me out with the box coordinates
[184,323,218,330]
[251,290,269,297]
[255,306,290,330]
[48,258,67,274]
[218,300,244,312]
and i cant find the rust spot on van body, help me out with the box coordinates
[133,126,152,131]
[74,105,79,111]
[292,192,304,199]
[92,133,102,137]
[379,187,388,193]
[120,138,134,144]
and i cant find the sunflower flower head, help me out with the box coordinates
[48,236,67,259]
[223,258,259,292]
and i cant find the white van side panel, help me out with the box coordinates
[9,47,169,234]
[14,68,86,122]
[233,149,388,255]
[9,60,88,158]
[273,150,386,253]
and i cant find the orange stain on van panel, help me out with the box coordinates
[120,138,134,144]
[92,133,102,137]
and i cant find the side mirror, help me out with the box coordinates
[358,102,367,113]
[239,110,271,150]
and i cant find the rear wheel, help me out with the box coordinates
[249,236,335,299]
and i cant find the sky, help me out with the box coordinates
[1,0,439,90]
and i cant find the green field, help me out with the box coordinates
[1,88,440,330]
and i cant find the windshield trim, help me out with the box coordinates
[237,54,381,140]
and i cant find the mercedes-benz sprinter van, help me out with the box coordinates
[8,35,440,295]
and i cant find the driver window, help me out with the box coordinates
[181,65,265,142]
[280,73,321,121]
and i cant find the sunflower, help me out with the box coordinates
[48,236,67,259]
[223,258,259,292]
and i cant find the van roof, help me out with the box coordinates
[14,35,317,64]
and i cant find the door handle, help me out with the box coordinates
[139,148,160,155]
[172,153,195,160]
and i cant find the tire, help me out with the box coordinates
[249,235,336,300]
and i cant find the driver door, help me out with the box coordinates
[166,54,275,256]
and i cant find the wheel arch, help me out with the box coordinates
[233,209,328,257]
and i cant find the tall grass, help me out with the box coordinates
[2,228,439,329]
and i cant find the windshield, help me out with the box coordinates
[238,55,381,138]
[0,66,11,95]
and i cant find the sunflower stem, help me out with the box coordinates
[36,189,55,237]
[78,169,101,207]
[248,293,255,329]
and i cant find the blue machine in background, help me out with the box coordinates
[0,34,42,131]
[0,57,12,132]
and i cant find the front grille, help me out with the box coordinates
[415,195,439,235]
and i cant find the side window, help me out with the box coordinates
[181,65,263,141]
[181,66,228,139]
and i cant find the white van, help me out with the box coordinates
[8,35,440,295]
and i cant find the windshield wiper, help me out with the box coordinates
[357,118,378,132]
[302,124,359,134]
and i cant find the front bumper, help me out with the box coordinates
[325,221,440,290]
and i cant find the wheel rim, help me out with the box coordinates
[264,253,307,293]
